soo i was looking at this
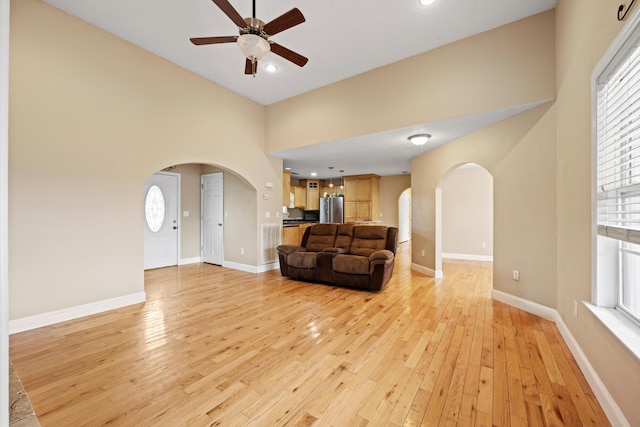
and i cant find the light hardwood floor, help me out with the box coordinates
[10,243,610,426]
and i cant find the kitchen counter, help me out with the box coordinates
[282,219,317,227]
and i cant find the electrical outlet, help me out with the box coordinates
[512,270,520,281]
[574,301,578,317]
[482,242,487,248]
[265,211,270,218]
[241,248,244,255]
[421,249,425,256]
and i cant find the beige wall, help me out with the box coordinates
[8,0,282,319]
[170,164,202,260]
[441,166,493,257]
[379,175,411,228]
[266,11,555,151]
[555,0,640,424]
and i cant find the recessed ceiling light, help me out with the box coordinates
[419,0,436,5]
[264,63,278,73]
[310,172,318,177]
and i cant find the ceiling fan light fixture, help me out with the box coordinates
[237,34,271,61]
[408,133,431,146]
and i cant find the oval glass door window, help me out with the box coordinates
[145,185,165,232]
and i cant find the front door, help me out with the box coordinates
[144,172,179,270]
[201,172,223,265]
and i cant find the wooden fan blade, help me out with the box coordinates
[270,43,308,67]
[262,8,305,36]
[245,58,257,75]
[212,0,247,28]
[190,36,238,45]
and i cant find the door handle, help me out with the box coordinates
[217,223,223,226]
[173,226,177,230]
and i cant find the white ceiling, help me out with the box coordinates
[42,0,556,180]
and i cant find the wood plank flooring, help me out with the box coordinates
[9,243,610,426]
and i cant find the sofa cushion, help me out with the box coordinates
[288,251,319,269]
[334,223,355,250]
[350,226,388,257]
[332,254,370,275]
[305,223,338,252]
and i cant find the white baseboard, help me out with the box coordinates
[411,263,443,278]
[222,260,278,274]
[442,252,493,262]
[9,292,146,334]
[257,262,280,273]
[179,256,201,265]
[491,289,629,427]
[491,289,557,320]
[222,260,257,273]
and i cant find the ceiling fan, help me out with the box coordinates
[190,0,308,76]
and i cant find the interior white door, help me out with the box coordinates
[399,189,411,243]
[201,173,223,265]
[144,172,179,270]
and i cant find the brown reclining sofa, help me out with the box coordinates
[277,223,399,291]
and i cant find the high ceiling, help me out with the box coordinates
[42,0,557,179]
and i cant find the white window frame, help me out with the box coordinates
[590,4,640,360]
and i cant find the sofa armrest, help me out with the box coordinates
[369,250,394,265]
[277,244,306,255]
[322,247,349,254]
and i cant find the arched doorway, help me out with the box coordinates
[143,163,258,271]
[435,163,493,276]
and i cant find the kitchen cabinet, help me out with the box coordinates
[282,226,299,245]
[298,223,313,241]
[283,171,292,206]
[293,185,306,208]
[300,179,320,210]
[343,174,380,222]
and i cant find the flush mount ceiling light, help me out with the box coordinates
[408,133,431,146]
[419,0,437,5]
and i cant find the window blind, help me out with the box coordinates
[597,37,640,245]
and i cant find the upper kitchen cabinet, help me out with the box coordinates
[292,185,306,209]
[283,171,292,206]
[343,174,380,222]
[300,179,320,210]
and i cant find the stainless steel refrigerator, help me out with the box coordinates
[320,196,344,223]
